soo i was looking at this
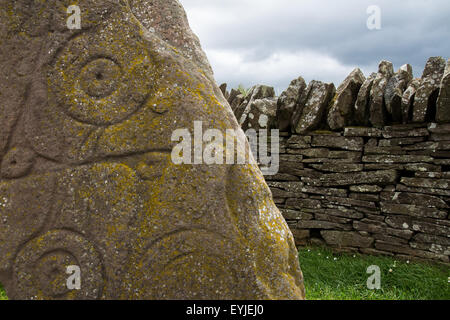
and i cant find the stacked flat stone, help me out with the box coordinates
[266,124,450,263]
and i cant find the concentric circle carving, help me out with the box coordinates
[13,230,103,300]
[48,27,157,126]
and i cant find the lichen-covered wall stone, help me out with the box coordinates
[412,57,446,123]
[277,77,307,131]
[369,61,394,127]
[385,64,413,122]
[437,59,450,123]
[292,81,335,134]
[327,68,366,130]
[354,72,376,126]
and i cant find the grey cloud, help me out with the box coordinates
[181,0,449,90]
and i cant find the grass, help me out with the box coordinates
[0,284,6,301]
[0,246,448,300]
[299,246,450,300]
[237,83,250,97]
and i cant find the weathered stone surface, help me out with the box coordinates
[433,158,450,165]
[429,133,450,141]
[362,155,433,164]
[372,234,409,245]
[344,127,382,137]
[349,192,379,202]
[317,207,364,219]
[382,127,429,139]
[353,221,414,240]
[239,98,277,130]
[412,149,450,158]
[277,77,307,131]
[428,122,450,134]
[310,163,363,173]
[286,198,322,210]
[307,130,341,137]
[311,135,364,151]
[324,196,376,209]
[278,162,306,176]
[355,73,376,125]
[293,148,329,158]
[370,61,394,127]
[227,88,239,104]
[364,146,405,155]
[400,177,450,189]
[271,187,299,199]
[403,141,440,151]
[316,170,399,187]
[230,93,245,112]
[385,216,450,237]
[385,64,413,122]
[265,173,301,181]
[298,186,348,197]
[286,135,311,149]
[363,164,405,171]
[235,85,275,120]
[297,220,352,231]
[249,84,276,101]
[327,68,365,130]
[292,81,336,134]
[375,241,449,262]
[219,83,229,99]
[279,154,304,163]
[409,242,450,256]
[290,229,311,246]
[329,150,362,160]
[380,203,447,219]
[281,209,314,221]
[404,163,442,172]
[436,59,450,123]
[380,192,449,209]
[321,231,374,248]
[266,181,304,193]
[396,184,450,197]
[413,234,450,246]
[378,137,427,146]
[350,185,383,193]
[301,157,359,165]
[401,78,421,123]
[315,214,353,225]
[0,1,304,300]
[412,57,446,122]
[415,171,450,179]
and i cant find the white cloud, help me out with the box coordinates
[207,48,370,92]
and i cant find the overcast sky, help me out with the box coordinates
[181,0,449,93]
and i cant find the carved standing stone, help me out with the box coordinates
[0,0,305,300]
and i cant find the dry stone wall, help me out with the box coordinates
[223,57,450,263]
